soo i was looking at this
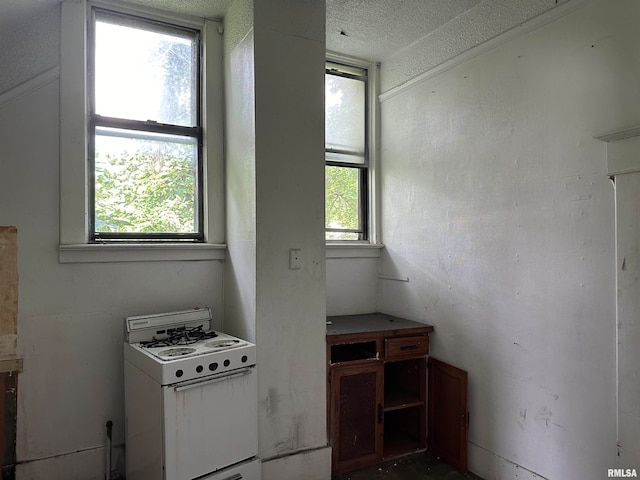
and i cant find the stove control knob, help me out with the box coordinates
[209,362,218,371]
[224,359,230,367]
[241,355,248,363]
[176,369,184,378]
[196,365,203,373]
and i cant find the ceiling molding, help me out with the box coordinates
[0,66,59,111]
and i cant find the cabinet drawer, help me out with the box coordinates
[385,336,429,359]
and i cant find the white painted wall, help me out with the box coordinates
[326,256,379,316]
[0,9,225,480]
[378,1,639,478]
[224,0,257,344]
[224,1,331,478]
[253,0,329,475]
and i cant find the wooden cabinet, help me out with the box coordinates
[326,313,432,475]
[327,313,467,476]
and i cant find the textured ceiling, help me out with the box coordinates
[0,0,57,31]
[1,0,483,64]
[0,0,567,93]
[326,0,482,62]
[0,0,232,32]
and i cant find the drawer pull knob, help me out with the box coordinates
[400,345,418,351]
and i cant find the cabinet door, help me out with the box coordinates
[428,357,468,473]
[330,363,383,474]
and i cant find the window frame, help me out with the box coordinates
[59,0,224,262]
[88,8,204,243]
[325,55,379,244]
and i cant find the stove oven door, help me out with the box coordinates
[162,366,258,480]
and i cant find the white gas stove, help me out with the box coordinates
[124,308,256,385]
[124,308,260,480]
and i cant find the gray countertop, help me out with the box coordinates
[326,312,433,336]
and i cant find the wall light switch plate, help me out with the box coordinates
[289,249,302,269]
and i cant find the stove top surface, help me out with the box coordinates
[139,331,248,361]
[124,309,256,384]
[139,324,218,347]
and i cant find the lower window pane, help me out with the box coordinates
[94,127,198,235]
[326,165,360,240]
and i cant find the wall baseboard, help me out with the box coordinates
[469,441,549,480]
[15,444,124,480]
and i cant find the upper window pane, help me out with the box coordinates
[94,10,198,126]
[325,71,365,164]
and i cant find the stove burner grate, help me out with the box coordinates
[140,325,218,348]
[205,339,241,349]
[158,347,197,358]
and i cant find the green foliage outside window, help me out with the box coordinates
[94,148,196,233]
[326,166,359,240]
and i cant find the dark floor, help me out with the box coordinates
[332,453,484,480]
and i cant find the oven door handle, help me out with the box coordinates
[174,367,253,392]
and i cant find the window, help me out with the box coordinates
[90,9,202,242]
[325,61,369,241]
[60,1,224,261]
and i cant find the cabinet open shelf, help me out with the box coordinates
[384,357,426,410]
[382,432,425,459]
[383,406,426,458]
[330,341,378,364]
[384,390,424,411]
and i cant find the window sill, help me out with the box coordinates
[58,243,226,264]
[59,242,380,263]
[326,242,384,259]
